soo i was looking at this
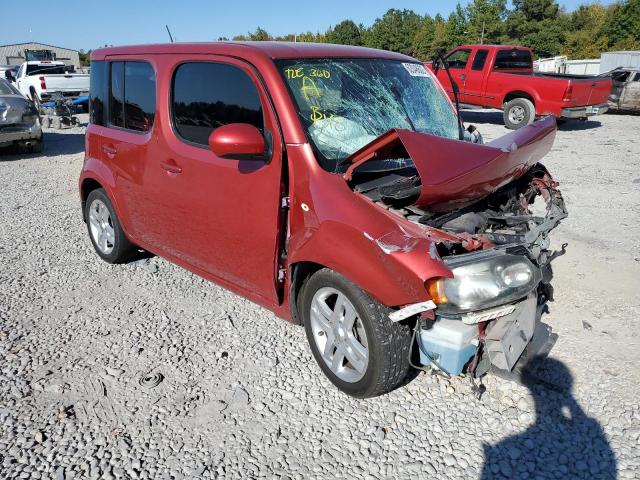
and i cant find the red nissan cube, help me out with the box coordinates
[80,42,567,397]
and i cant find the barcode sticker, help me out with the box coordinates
[402,63,429,77]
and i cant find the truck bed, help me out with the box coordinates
[41,74,89,93]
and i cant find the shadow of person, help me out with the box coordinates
[481,358,616,479]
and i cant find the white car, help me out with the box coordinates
[13,61,89,109]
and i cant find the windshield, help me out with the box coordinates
[0,79,20,95]
[277,58,459,172]
[26,64,68,75]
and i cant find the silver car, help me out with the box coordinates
[0,78,43,152]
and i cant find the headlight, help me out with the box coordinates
[427,252,542,313]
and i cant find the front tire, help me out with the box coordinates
[503,98,535,130]
[300,268,413,398]
[85,188,135,263]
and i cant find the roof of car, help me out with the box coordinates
[91,41,416,62]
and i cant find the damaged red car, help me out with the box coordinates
[80,42,567,398]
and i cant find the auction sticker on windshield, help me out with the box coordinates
[402,63,429,77]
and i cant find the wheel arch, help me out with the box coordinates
[80,177,105,221]
[288,261,325,325]
[286,222,450,323]
[503,90,536,106]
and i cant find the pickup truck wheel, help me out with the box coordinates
[85,189,135,264]
[504,98,535,130]
[300,268,412,398]
[30,91,41,112]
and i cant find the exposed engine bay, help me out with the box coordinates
[354,161,567,262]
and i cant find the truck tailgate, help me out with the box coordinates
[566,78,612,106]
[43,74,89,93]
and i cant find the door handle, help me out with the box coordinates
[161,160,183,175]
[102,144,117,158]
[460,74,467,81]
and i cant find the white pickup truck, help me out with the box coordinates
[13,61,89,109]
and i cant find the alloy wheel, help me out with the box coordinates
[309,287,369,383]
[88,199,115,255]
[509,105,526,124]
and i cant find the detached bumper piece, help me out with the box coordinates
[560,103,609,118]
[484,295,536,371]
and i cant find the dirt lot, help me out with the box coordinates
[1,112,639,480]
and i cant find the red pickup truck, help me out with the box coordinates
[430,45,612,129]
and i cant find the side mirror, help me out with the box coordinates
[208,123,266,160]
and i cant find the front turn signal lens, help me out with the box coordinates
[425,277,448,304]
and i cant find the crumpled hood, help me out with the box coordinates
[343,115,557,212]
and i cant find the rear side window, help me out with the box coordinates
[612,71,630,82]
[472,50,489,71]
[172,62,263,146]
[494,49,532,70]
[445,49,471,69]
[26,64,67,75]
[108,61,156,132]
[124,62,156,132]
[89,61,107,125]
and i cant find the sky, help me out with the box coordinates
[0,0,617,52]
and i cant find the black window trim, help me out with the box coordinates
[106,59,157,135]
[168,59,268,152]
[471,49,489,71]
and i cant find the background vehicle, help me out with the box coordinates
[429,45,612,129]
[14,60,89,110]
[0,78,43,152]
[23,49,56,62]
[1,65,19,82]
[603,67,640,113]
[80,43,566,398]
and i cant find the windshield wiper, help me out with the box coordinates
[433,52,465,141]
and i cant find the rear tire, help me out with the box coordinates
[300,268,413,398]
[30,135,44,153]
[85,188,135,264]
[503,98,535,130]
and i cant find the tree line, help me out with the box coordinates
[226,0,640,60]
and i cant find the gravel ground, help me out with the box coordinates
[1,112,639,480]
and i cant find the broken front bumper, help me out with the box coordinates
[560,103,609,118]
[419,293,556,378]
